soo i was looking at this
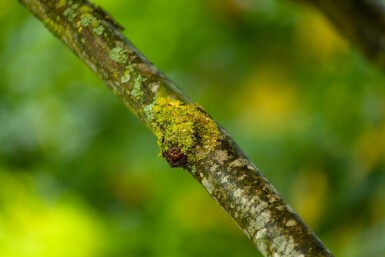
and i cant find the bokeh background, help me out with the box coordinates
[1,0,385,256]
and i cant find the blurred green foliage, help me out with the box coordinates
[1,0,385,256]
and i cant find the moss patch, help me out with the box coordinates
[152,97,220,166]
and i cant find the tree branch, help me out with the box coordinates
[299,0,385,71]
[19,0,333,256]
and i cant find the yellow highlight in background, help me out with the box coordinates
[295,10,348,62]
[0,172,106,257]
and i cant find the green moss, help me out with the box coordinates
[109,47,128,64]
[153,97,220,164]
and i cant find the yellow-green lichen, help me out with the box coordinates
[152,97,220,164]
[79,13,105,36]
[121,73,130,83]
[93,25,105,36]
[64,3,79,21]
[131,75,145,99]
[144,101,156,121]
[109,47,128,64]
[80,13,94,26]
[63,8,74,21]
[79,5,93,13]
[56,0,67,8]
[121,65,134,83]
[44,18,62,36]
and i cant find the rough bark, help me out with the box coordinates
[299,0,385,71]
[18,0,333,256]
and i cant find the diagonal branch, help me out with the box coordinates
[299,0,385,71]
[19,0,333,256]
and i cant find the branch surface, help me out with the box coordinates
[19,0,333,256]
[300,0,385,71]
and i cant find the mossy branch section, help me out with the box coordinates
[19,0,334,256]
[151,97,220,167]
[298,0,385,71]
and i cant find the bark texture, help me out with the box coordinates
[300,0,385,71]
[19,0,333,256]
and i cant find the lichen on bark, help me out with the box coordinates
[151,97,220,167]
